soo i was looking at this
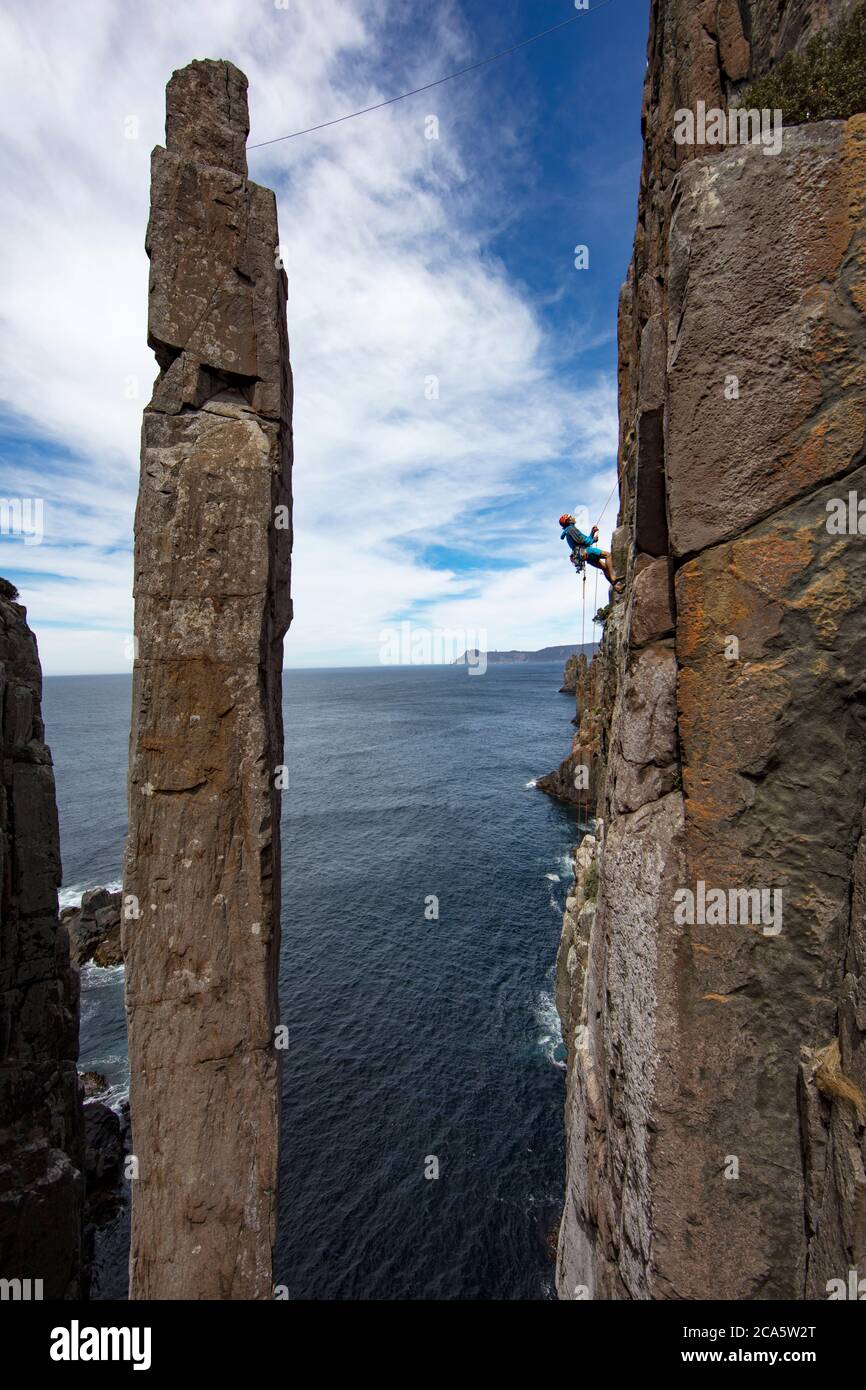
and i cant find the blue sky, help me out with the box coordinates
[0,0,648,673]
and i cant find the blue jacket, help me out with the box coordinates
[562,523,592,553]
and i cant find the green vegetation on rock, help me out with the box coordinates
[583,858,599,903]
[740,2,866,123]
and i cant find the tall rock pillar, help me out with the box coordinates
[0,579,84,1299]
[124,60,292,1300]
[556,1,866,1300]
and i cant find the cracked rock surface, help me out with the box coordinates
[554,2,866,1300]
[0,579,84,1298]
[123,59,292,1301]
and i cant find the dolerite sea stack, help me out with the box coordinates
[123,59,292,1300]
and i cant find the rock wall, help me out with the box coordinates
[538,654,605,813]
[556,1,866,1300]
[0,579,84,1298]
[123,59,293,1300]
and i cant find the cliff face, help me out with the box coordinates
[0,579,84,1297]
[123,60,292,1300]
[538,654,606,813]
[560,653,579,694]
[557,1,866,1299]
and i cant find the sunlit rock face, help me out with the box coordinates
[123,59,292,1301]
[555,0,866,1301]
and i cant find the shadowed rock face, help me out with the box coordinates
[0,580,84,1299]
[537,654,605,815]
[123,59,292,1301]
[556,1,866,1301]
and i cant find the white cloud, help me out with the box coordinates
[0,0,618,674]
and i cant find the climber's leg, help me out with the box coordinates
[587,547,621,589]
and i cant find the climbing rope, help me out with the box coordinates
[575,503,605,838]
[593,473,619,534]
[593,563,600,654]
[578,564,587,833]
[248,0,616,150]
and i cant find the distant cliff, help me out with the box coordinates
[0,578,84,1297]
[454,643,594,665]
[555,0,866,1301]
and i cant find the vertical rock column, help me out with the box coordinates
[124,60,292,1300]
[556,1,866,1300]
[0,579,84,1298]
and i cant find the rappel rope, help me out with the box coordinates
[578,563,587,836]
[575,470,618,837]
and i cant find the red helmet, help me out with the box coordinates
[559,514,572,527]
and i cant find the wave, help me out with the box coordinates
[82,1057,130,1113]
[558,851,575,882]
[546,873,564,914]
[524,778,537,789]
[80,962,125,988]
[79,963,129,1111]
[59,879,122,911]
[533,988,566,1069]
[79,963,125,1032]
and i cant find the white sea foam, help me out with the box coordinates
[524,778,537,789]
[80,962,125,989]
[59,879,122,911]
[533,989,566,1069]
[79,963,125,1034]
[78,959,129,1110]
[558,851,575,881]
[546,874,563,914]
[82,1055,130,1112]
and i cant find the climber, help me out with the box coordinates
[559,514,623,589]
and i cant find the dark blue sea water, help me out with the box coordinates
[44,665,578,1300]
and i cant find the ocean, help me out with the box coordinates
[44,663,579,1300]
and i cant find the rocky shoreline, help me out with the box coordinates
[63,888,123,968]
[82,1093,131,1300]
[70,891,131,1298]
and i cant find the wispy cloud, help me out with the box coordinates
[0,0,618,674]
